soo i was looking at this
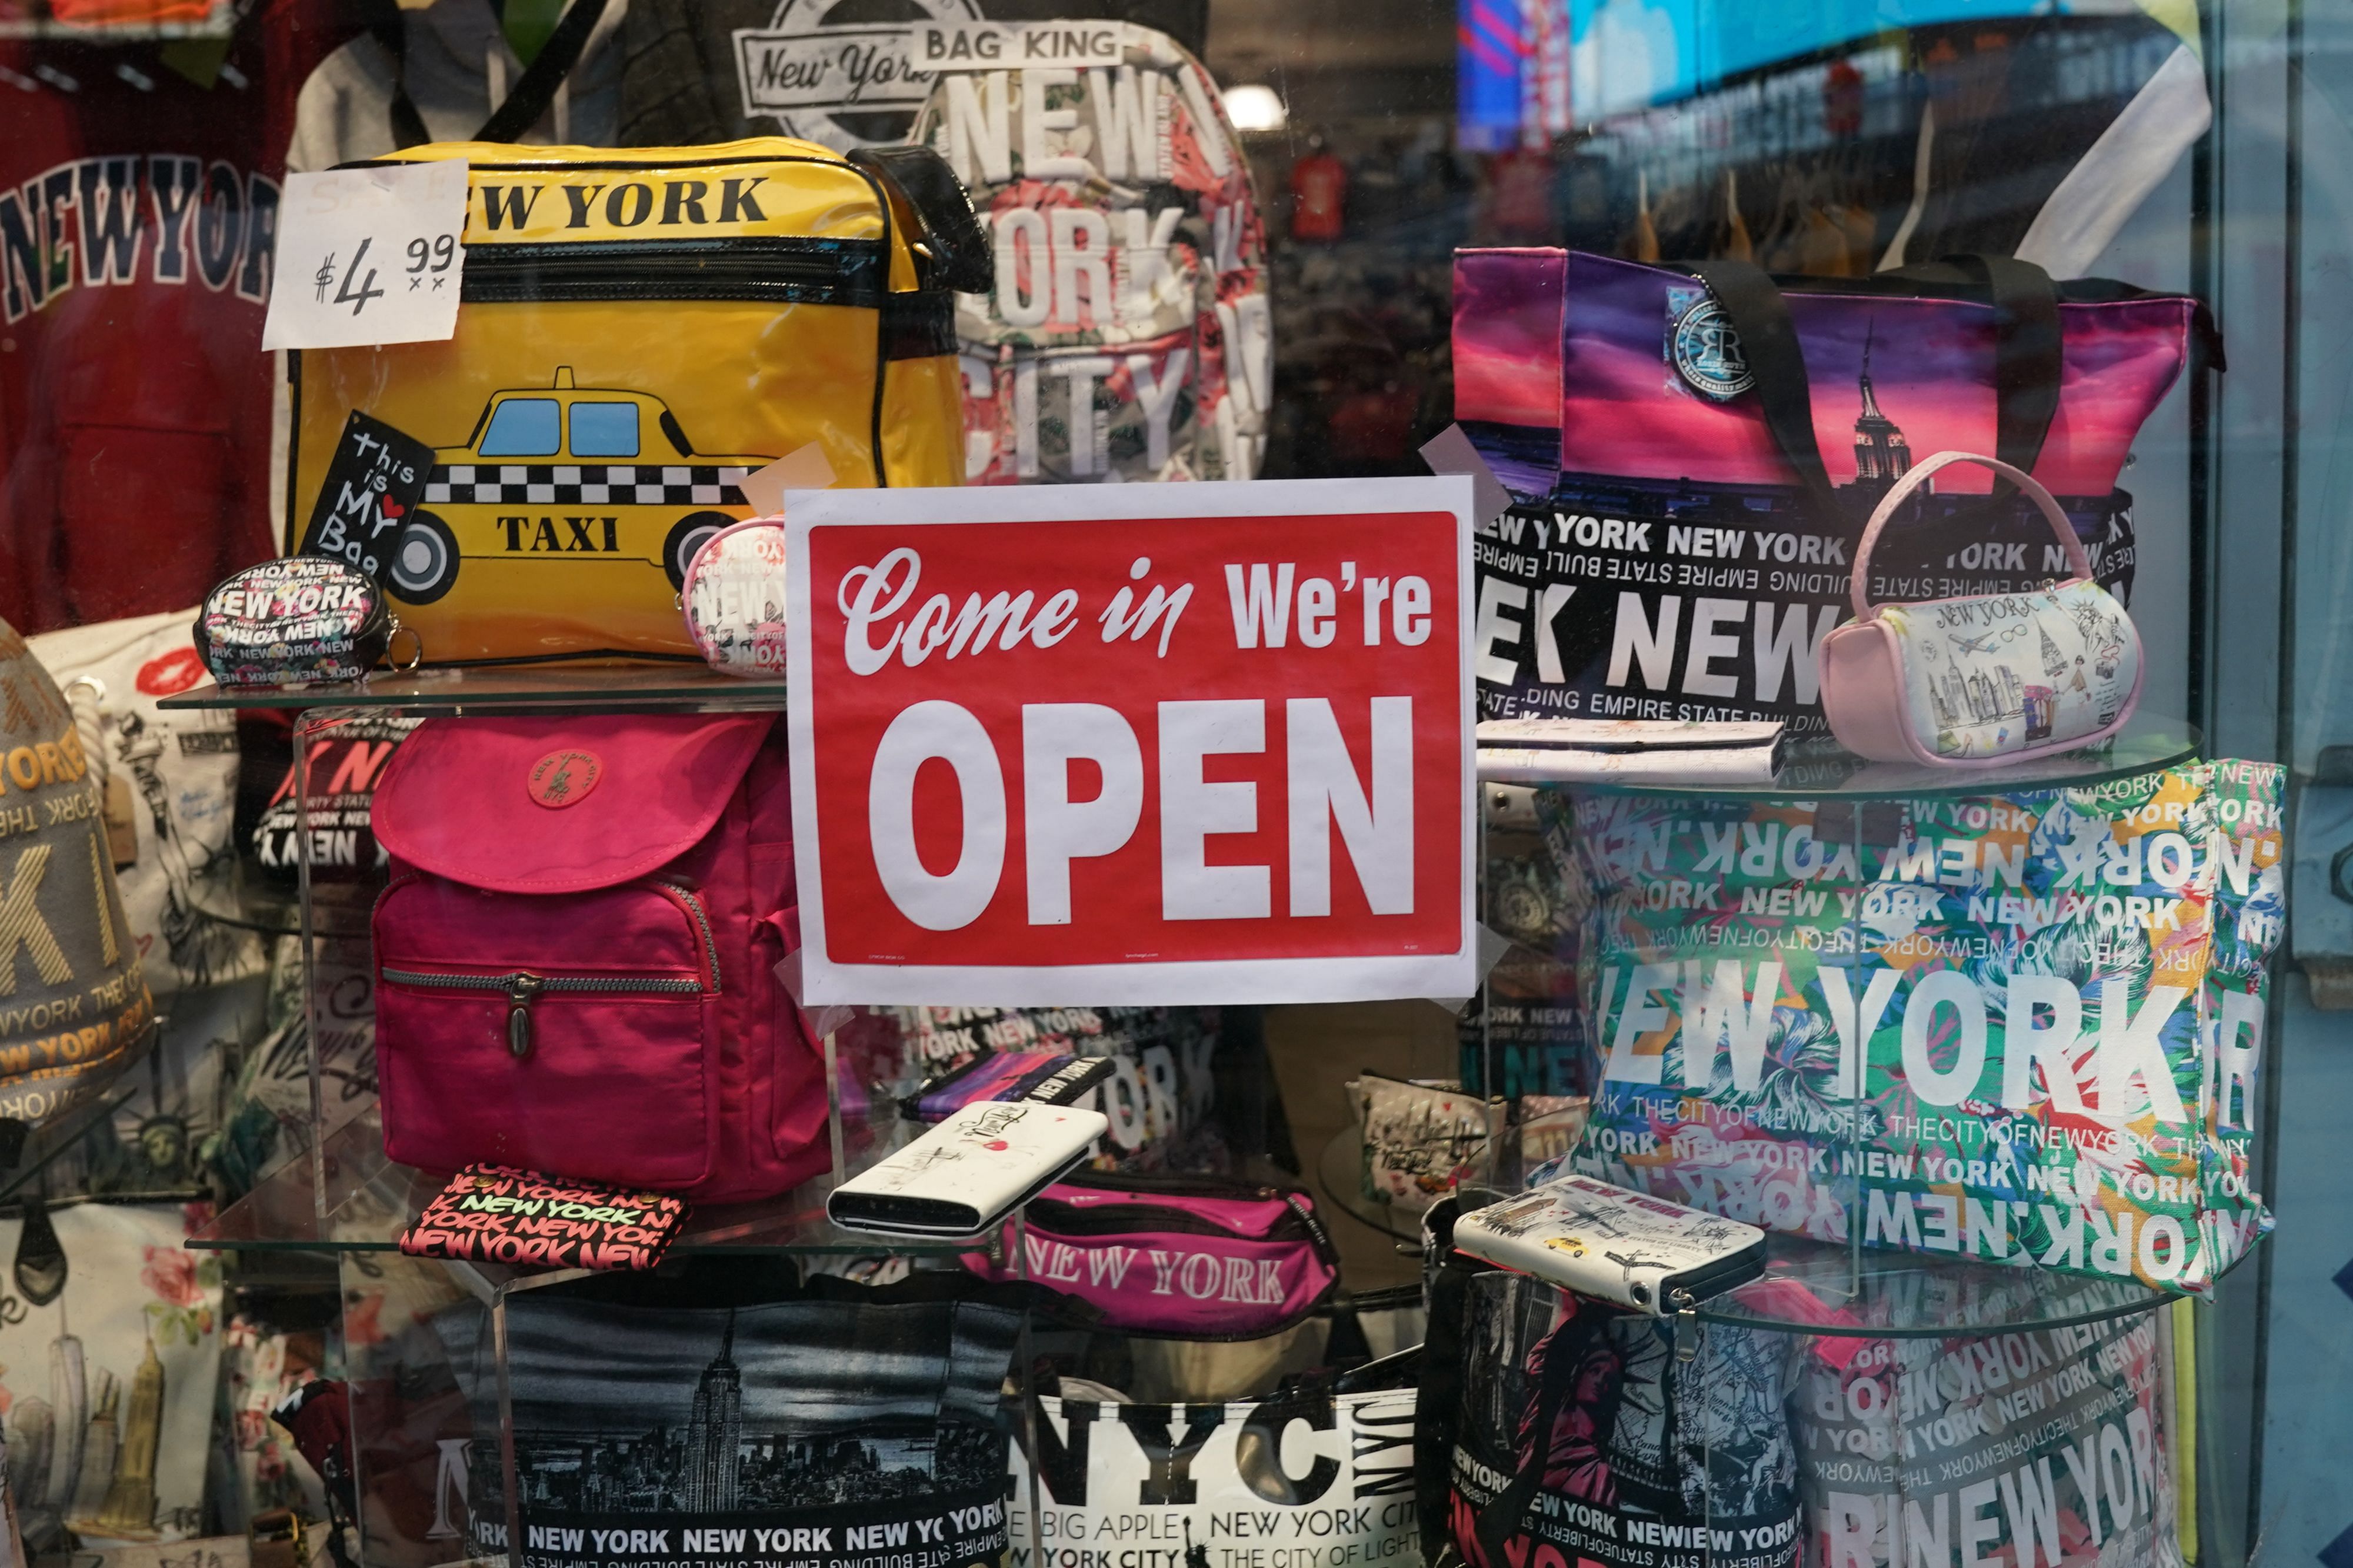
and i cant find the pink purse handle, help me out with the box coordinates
[1849,449,2095,620]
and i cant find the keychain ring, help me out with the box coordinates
[386,620,425,673]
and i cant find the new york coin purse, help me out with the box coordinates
[679,517,789,678]
[1817,450,2144,766]
[196,557,413,687]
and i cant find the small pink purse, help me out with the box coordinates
[1817,450,2144,766]
[679,516,790,678]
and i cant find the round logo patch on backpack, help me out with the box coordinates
[526,749,602,808]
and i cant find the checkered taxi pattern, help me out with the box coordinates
[421,464,754,507]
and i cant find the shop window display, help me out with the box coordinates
[0,2,2343,1567]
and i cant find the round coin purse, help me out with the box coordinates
[195,557,418,688]
[679,517,789,679]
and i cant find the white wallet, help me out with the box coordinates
[826,1100,1107,1237]
[1452,1173,1767,1315]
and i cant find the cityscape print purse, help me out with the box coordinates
[1818,450,2144,764]
[1352,1073,1507,1213]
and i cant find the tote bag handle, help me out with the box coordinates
[1686,254,2064,520]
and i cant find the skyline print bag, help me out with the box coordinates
[1451,250,2211,732]
[438,1272,1025,1568]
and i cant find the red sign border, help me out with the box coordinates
[785,477,1477,1006]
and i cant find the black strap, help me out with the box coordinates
[380,0,613,150]
[1690,253,2064,518]
[1471,1292,1585,1568]
[1691,258,1844,522]
[476,0,612,143]
[1886,253,2062,476]
[1414,1247,1482,1566]
[849,145,993,294]
[881,291,958,361]
[372,19,432,150]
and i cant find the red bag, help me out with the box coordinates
[370,713,824,1202]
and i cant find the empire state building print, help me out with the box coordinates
[681,1315,742,1512]
[1846,323,1914,499]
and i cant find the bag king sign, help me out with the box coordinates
[786,479,1475,1004]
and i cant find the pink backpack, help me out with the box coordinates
[369,712,825,1203]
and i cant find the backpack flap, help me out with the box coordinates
[373,713,773,893]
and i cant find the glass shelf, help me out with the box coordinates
[1697,1230,2204,1337]
[157,662,788,715]
[189,1110,972,1257]
[1481,712,2199,799]
[1413,1178,2228,1338]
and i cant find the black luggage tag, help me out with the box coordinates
[298,410,434,583]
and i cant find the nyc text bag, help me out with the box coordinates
[289,138,979,663]
[910,23,1272,483]
[369,712,825,1202]
[1452,251,2209,730]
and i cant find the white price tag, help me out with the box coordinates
[261,159,469,351]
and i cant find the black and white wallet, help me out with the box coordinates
[826,1100,1108,1238]
[1451,1173,1767,1314]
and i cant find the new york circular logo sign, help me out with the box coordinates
[732,0,982,150]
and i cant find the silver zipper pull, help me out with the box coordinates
[1672,1288,1699,1363]
[506,972,544,1058]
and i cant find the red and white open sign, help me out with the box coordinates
[785,478,1475,1005]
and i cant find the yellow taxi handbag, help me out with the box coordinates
[285,139,982,664]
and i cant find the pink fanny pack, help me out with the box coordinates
[369,712,828,1204]
[959,1172,1340,1338]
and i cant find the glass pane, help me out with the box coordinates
[4,4,2343,1564]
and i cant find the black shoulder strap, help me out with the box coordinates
[849,144,993,294]
[477,0,614,143]
[1414,1249,1482,1566]
[372,18,432,151]
[1471,1296,1586,1568]
[1690,258,1843,521]
[379,0,611,149]
[1905,253,2062,478]
[1691,253,2064,516]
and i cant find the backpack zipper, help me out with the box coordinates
[381,885,721,1059]
[462,236,886,307]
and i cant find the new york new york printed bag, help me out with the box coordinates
[369,712,825,1202]
[1451,250,2207,730]
[910,23,1271,483]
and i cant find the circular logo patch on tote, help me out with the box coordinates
[1671,293,1752,401]
[527,749,602,808]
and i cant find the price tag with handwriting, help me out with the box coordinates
[261,159,469,351]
